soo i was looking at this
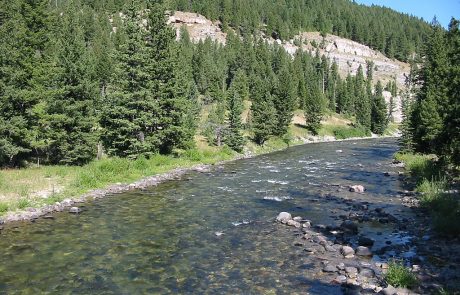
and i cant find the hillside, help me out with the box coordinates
[169,11,405,122]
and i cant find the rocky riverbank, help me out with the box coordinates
[0,135,399,227]
[274,180,460,294]
[0,163,216,225]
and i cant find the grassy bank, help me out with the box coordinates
[0,147,236,216]
[1,113,397,218]
[395,152,460,236]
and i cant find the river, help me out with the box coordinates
[0,138,413,294]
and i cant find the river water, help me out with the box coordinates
[0,138,411,294]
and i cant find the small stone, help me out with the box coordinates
[276,212,292,224]
[43,215,55,220]
[302,221,311,228]
[341,246,355,258]
[345,266,358,275]
[332,275,347,284]
[379,285,398,295]
[286,219,301,228]
[313,235,328,245]
[69,207,81,214]
[349,185,365,193]
[356,246,372,257]
[293,216,302,222]
[384,172,391,176]
[359,268,375,278]
[324,245,336,252]
[337,263,345,270]
[323,264,337,273]
[358,236,375,246]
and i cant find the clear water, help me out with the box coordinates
[0,139,409,294]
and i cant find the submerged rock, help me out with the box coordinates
[341,220,359,234]
[358,236,375,247]
[69,207,81,214]
[276,212,292,224]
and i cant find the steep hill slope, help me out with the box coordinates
[168,11,405,122]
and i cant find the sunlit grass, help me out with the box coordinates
[385,260,418,289]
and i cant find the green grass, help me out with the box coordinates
[396,152,460,237]
[0,147,236,216]
[394,153,440,183]
[385,260,418,289]
[0,202,8,215]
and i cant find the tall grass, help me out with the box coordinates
[385,260,418,289]
[396,152,460,236]
[332,126,370,139]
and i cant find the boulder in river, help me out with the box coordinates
[276,212,292,224]
[341,220,359,234]
[349,185,365,193]
[341,246,355,258]
[358,236,375,246]
[356,246,373,257]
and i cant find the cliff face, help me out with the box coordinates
[169,11,405,123]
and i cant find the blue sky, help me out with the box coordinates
[354,0,460,28]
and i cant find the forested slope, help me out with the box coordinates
[0,0,432,168]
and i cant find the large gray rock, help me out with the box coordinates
[276,212,292,224]
[341,246,355,258]
[323,264,337,273]
[356,246,373,257]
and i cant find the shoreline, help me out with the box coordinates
[0,135,399,226]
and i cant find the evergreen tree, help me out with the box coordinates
[272,64,296,136]
[251,91,277,145]
[371,80,388,134]
[225,87,245,152]
[411,19,449,153]
[101,1,161,158]
[0,0,51,166]
[44,1,99,165]
[354,65,371,130]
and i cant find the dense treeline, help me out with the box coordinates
[48,0,432,62]
[400,18,460,167]
[0,0,393,167]
[168,0,432,62]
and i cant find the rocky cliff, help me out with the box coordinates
[168,11,405,122]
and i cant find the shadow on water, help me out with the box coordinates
[1,138,452,294]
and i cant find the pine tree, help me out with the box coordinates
[251,91,277,145]
[44,1,99,165]
[354,65,371,130]
[272,64,296,136]
[0,0,51,166]
[101,1,161,158]
[225,87,245,152]
[412,19,449,154]
[371,81,388,135]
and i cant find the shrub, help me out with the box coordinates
[17,198,31,209]
[333,126,370,139]
[385,260,418,289]
[0,202,8,214]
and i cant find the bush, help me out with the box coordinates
[333,126,370,139]
[0,202,8,214]
[17,198,31,209]
[385,260,418,289]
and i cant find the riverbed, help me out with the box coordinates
[0,138,421,294]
